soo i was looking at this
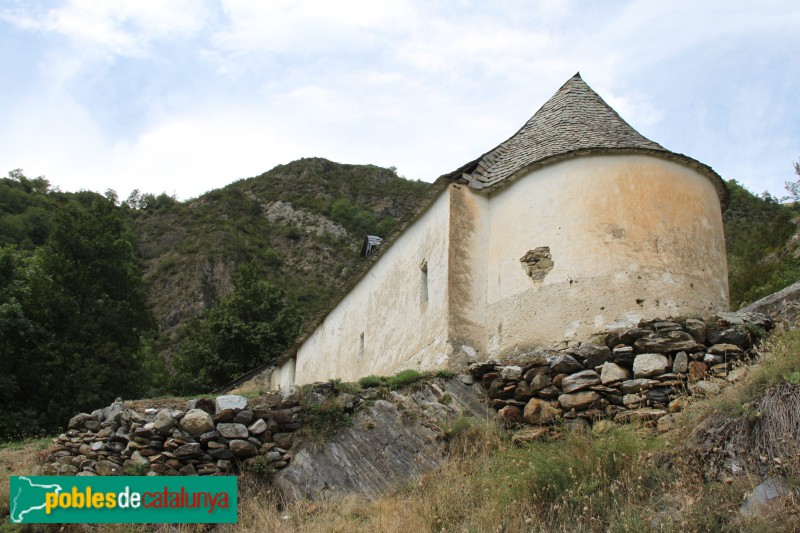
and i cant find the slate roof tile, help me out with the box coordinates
[464,73,667,189]
[440,74,726,210]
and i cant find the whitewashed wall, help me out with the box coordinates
[265,154,729,389]
[270,358,295,390]
[287,188,453,384]
[481,154,728,355]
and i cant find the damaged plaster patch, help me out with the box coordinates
[610,226,625,239]
[563,319,581,339]
[461,345,477,358]
[520,247,554,281]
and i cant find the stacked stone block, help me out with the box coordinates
[43,392,304,476]
[470,312,773,433]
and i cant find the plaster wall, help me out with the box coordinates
[270,358,295,390]
[482,154,728,355]
[290,189,453,384]
[447,184,490,364]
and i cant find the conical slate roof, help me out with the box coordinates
[454,73,725,204]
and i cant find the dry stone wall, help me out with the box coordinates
[43,391,310,477]
[40,309,775,497]
[40,376,491,502]
[470,311,773,436]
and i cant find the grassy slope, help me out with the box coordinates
[235,327,800,532]
[236,346,799,533]
[3,328,799,532]
[0,438,50,528]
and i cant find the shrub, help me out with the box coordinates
[282,226,303,240]
[123,462,149,476]
[358,375,386,389]
[358,369,450,392]
[386,369,423,390]
[249,455,276,480]
[443,416,480,442]
[330,378,361,395]
[303,398,351,441]
[744,323,768,342]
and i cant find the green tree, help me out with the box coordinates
[31,196,155,424]
[0,170,56,249]
[172,263,301,393]
[0,246,44,437]
[125,189,176,210]
[0,193,158,438]
[725,179,800,307]
[783,158,800,207]
[8,169,50,195]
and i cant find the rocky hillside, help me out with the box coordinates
[130,158,429,354]
[724,180,800,308]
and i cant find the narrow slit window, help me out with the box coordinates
[420,260,428,303]
[359,332,365,358]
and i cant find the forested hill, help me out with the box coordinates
[1,161,799,438]
[0,160,429,436]
[724,179,800,308]
[132,158,428,353]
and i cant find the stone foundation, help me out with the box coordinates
[470,311,773,436]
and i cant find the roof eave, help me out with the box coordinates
[476,147,729,211]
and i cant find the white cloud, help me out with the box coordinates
[207,0,416,71]
[2,0,210,57]
[601,90,664,130]
[394,17,552,74]
[1,0,798,200]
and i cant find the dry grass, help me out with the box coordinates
[682,327,800,479]
[222,326,800,532]
[220,421,669,532]
[729,381,800,466]
[123,396,191,412]
[228,423,799,532]
[4,329,800,531]
[0,437,51,527]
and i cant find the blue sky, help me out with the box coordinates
[1,0,798,200]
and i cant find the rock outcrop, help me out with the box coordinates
[274,378,491,501]
[741,280,800,328]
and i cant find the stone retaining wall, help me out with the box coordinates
[43,391,310,477]
[469,311,773,436]
[42,310,775,480]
